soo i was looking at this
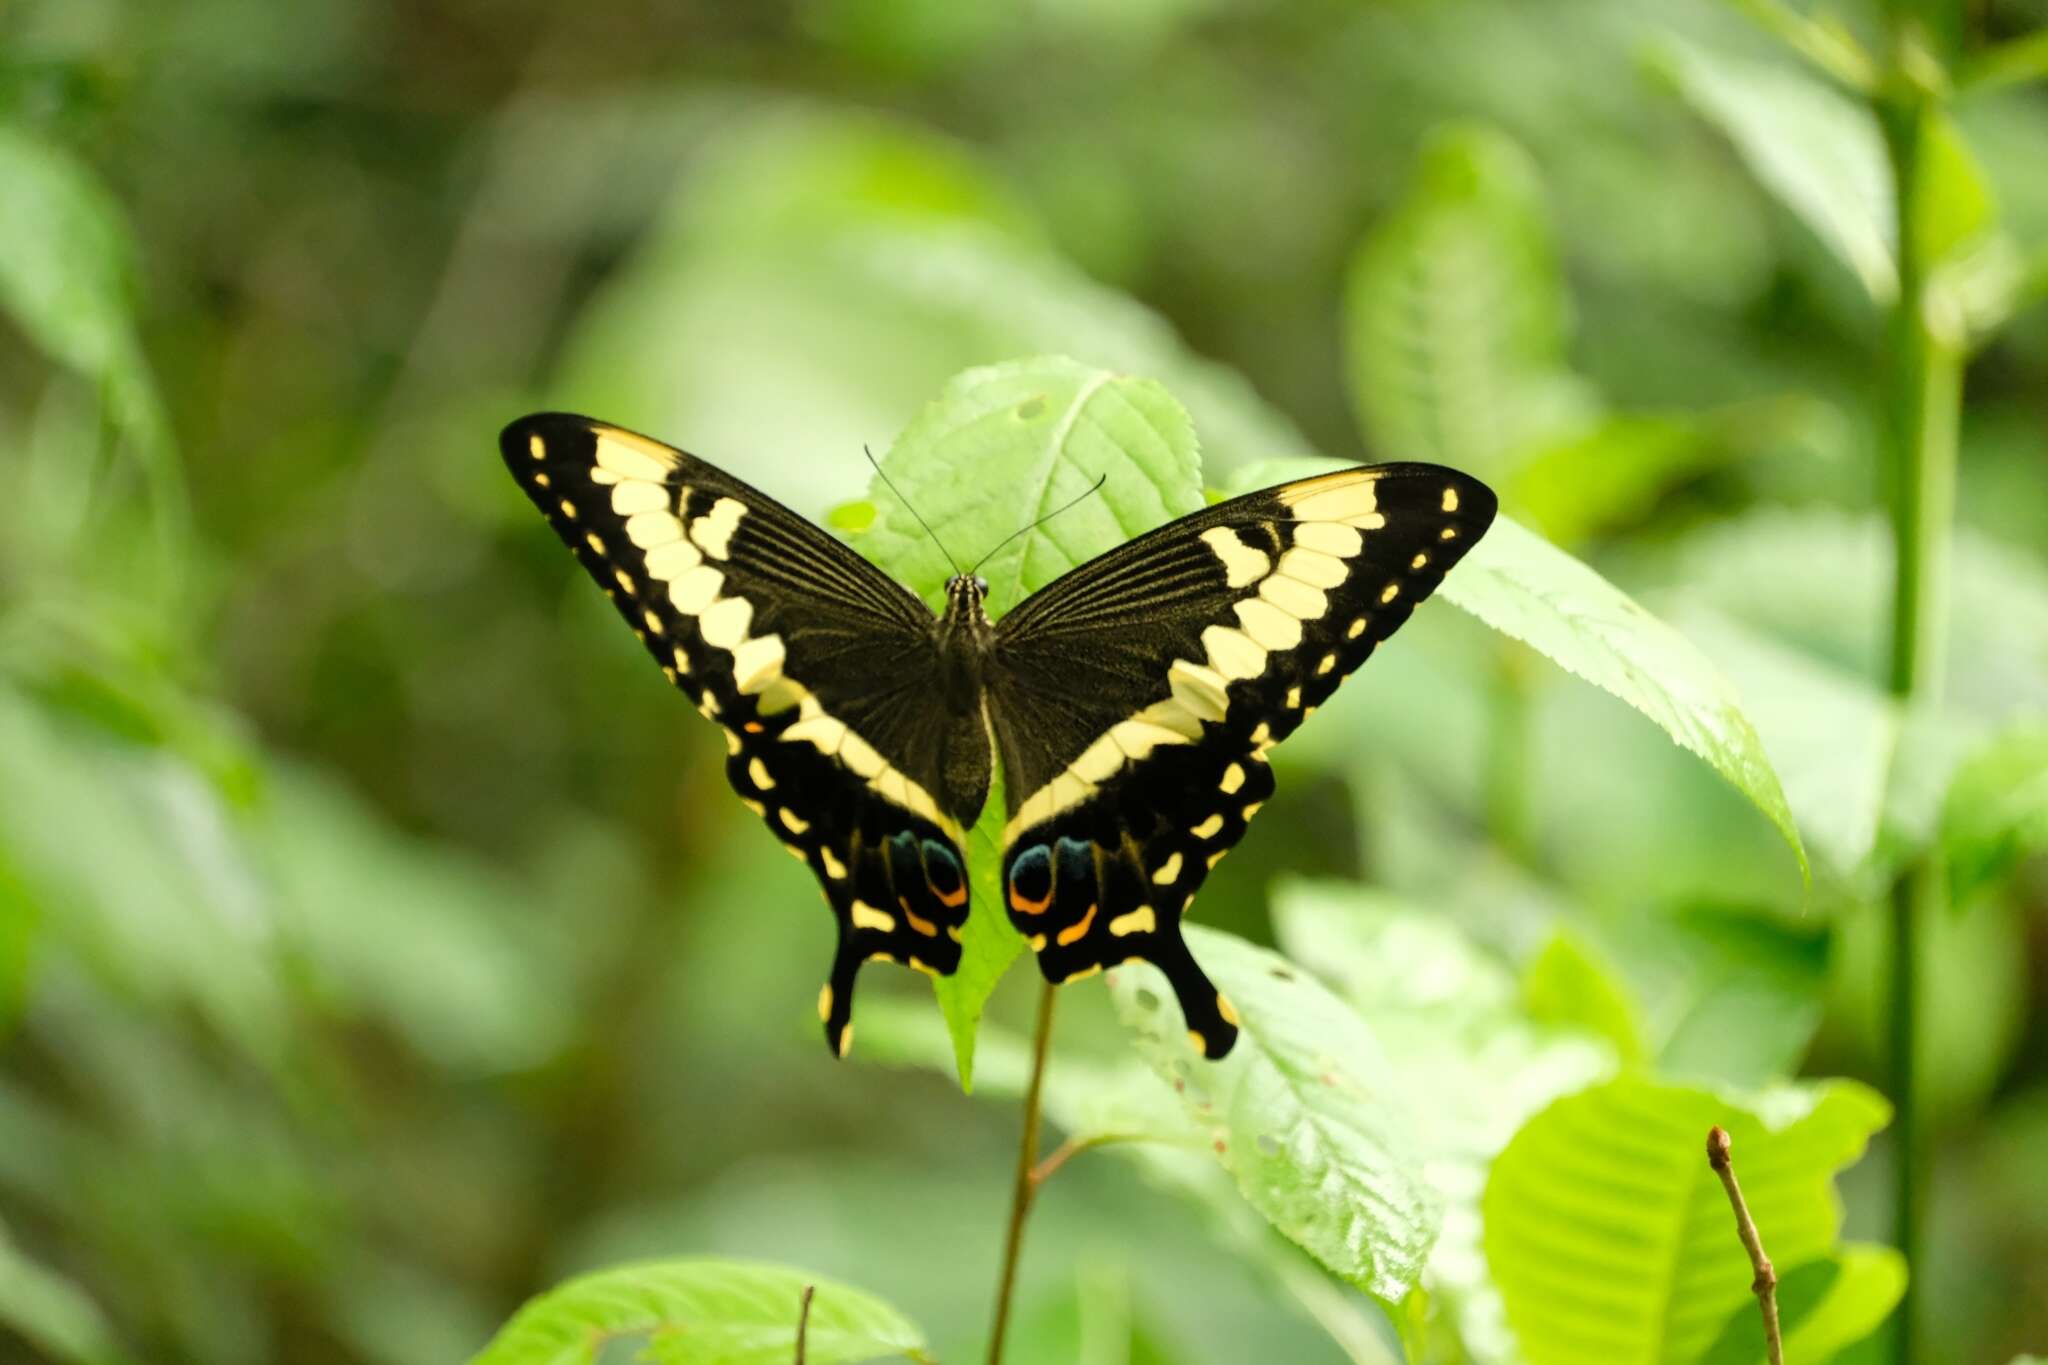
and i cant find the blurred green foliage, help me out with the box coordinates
[2,0,2046,1363]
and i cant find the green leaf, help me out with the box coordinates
[1522,931,1643,1065]
[1657,507,2048,724]
[469,1258,931,1365]
[1610,906,1829,1090]
[857,357,1207,1084]
[0,1218,128,1365]
[1696,1244,1905,1365]
[1939,725,2048,903]
[931,766,1017,1089]
[1442,516,1807,879]
[1671,606,1897,887]
[0,123,174,487]
[1507,403,1823,549]
[1271,882,1616,1363]
[1915,111,1997,270]
[1483,1077,1890,1365]
[864,355,1205,614]
[1343,123,1591,477]
[0,682,288,1062]
[1109,925,1441,1302]
[1658,40,1895,300]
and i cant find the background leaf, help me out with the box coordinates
[1343,123,1590,477]
[1441,518,1807,877]
[1483,1077,1890,1365]
[1695,1243,1905,1365]
[0,1218,129,1365]
[469,1259,931,1365]
[1658,39,1894,300]
[1108,925,1441,1303]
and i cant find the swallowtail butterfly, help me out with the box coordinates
[502,414,1496,1059]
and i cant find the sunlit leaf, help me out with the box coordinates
[1109,925,1441,1302]
[858,356,1207,1085]
[1484,1077,1889,1365]
[863,355,1205,613]
[1343,123,1591,477]
[1443,517,1806,878]
[1915,111,1998,270]
[1695,1244,1904,1365]
[1273,882,1615,1364]
[1659,39,1894,299]
[1521,930,1642,1065]
[469,1258,931,1365]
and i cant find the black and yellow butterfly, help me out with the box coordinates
[502,414,1496,1059]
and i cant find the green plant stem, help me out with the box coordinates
[1877,87,1962,1365]
[986,981,1058,1365]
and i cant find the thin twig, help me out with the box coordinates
[1028,1131,1148,1188]
[985,981,1058,1365]
[1707,1126,1784,1365]
[794,1283,814,1365]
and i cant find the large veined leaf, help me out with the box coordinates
[1483,1077,1890,1365]
[1343,123,1591,479]
[469,1259,931,1365]
[1443,517,1806,878]
[1109,925,1441,1303]
[1273,882,1615,1364]
[1694,1244,1904,1365]
[850,356,1206,1085]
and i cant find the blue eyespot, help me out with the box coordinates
[922,839,963,894]
[1008,844,1052,911]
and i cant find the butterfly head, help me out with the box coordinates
[943,572,992,625]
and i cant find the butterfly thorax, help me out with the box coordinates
[929,573,998,823]
[934,573,996,715]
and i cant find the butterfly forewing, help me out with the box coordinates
[501,414,976,1056]
[987,463,1498,1056]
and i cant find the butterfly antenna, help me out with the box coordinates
[864,445,963,576]
[968,473,1107,577]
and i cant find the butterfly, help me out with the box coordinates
[501,413,1496,1059]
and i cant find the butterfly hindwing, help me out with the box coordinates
[500,414,976,1055]
[989,463,1498,1056]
